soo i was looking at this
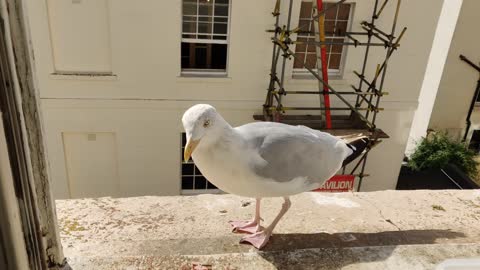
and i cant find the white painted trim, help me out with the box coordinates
[181,38,228,44]
[406,0,463,155]
[50,73,118,81]
[180,70,228,77]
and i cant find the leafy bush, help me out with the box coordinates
[408,132,478,177]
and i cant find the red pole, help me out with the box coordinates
[317,0,332,128]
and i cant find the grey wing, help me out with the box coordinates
[248,125,350,183]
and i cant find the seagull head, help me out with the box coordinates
[182,104,226,162]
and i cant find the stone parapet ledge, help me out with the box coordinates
[56,190,480,269]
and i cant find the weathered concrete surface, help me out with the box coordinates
[56,190,480,269]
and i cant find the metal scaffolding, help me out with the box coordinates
[254,0,406,190]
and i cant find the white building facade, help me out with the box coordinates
[25,0,453,198]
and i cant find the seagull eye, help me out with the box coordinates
[203,120,210,128]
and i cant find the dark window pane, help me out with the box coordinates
[329,54,341,70]
[300,2,313,19]
[324,4,338,19]
[214,5,229,16]
[331,38,344,53]
[305,54,317,69]
[183,22,197,33]
[183,15,197,22]
[183,2,197,16]
[307,44,316,53]
[199,2,213,15]
[182,133,187,146]
[295,37,307,52]
[195,45,207,67]
[182,164,194,175]
[207,181,217,189]
[293,52,306,69]
[325,38,333,52]
[182,176,194,190]
[298,19,311,34]
[214,23,227,34]
[335,21,348,36]
[198,22,212,34]
[211,43,227,69]
[182,42,227,70]
[214,17,228,23]
[325,21,335,35]
[182,34,196,39]
[216,0,229,4]
[181,42,191,68]
[195,176,207,189]
[338,4,351,20]
[199,16,213,22]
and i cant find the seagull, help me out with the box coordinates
[182,104,370,249]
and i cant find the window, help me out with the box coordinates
[181,133,219,194]
[181,0,230,76]
[293,1,352,77]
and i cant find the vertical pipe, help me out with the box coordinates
[317,0,332,128]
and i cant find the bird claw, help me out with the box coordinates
[228,220,263,234]
[240,230,272,249]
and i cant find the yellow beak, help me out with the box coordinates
[184,139,200,162]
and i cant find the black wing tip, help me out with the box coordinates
[342,137,382,167]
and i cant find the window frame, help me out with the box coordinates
[180,0,232,77]
[292,1,354,80]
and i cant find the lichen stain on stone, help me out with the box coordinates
[62,219,86,235]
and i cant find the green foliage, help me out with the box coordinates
[408,132,478,177]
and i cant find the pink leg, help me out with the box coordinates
[241,197,291,249]
[229,198,263,234]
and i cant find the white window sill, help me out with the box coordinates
[180,69,228,78]
[180,189,224,195]
[50,73,118,81]
[292,72,343,81]
[177,71,231,83]
[180,73,228,78]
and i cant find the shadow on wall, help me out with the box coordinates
[258,229,466,269]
